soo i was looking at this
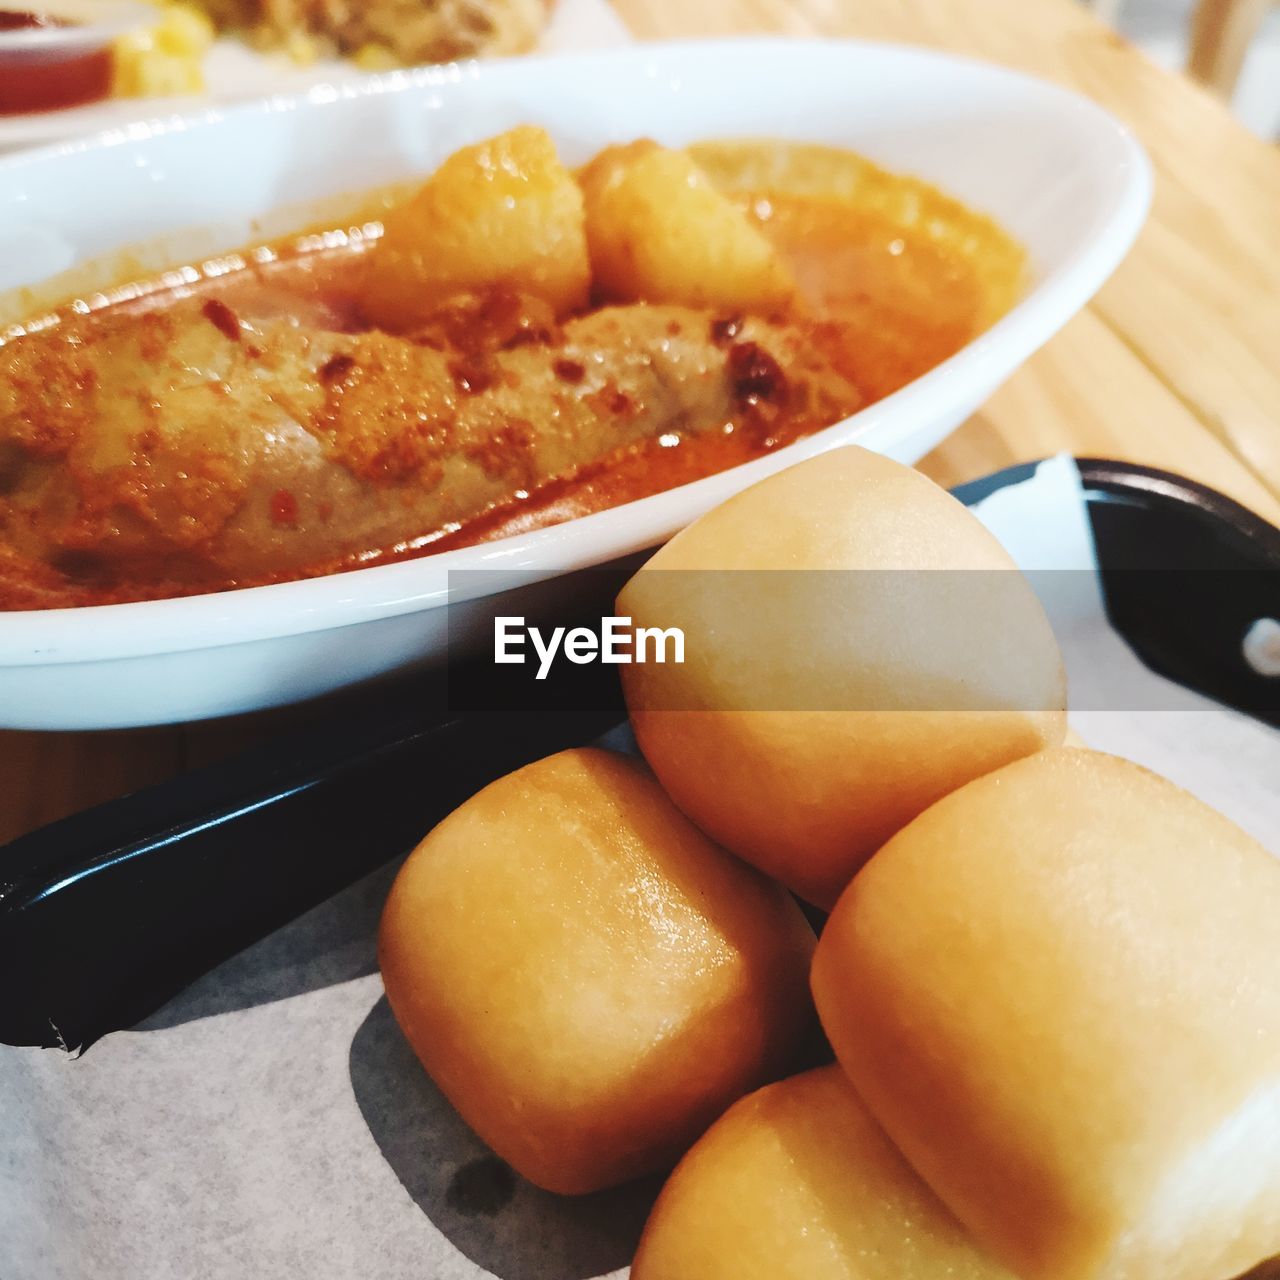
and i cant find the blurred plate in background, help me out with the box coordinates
[0,0,630,153]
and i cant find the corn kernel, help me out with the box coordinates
[353,42,400,72]
[112,2,210,98]
[154,5,215,57]
[284,32,320,66]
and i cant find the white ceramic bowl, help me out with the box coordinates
[0,38,1150,729]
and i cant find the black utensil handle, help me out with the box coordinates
[954,457,1280,727]
[0,667,626,1051]
[1077,458,1280,727]
[5,457,1276,1053]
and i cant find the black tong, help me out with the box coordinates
[0,671,625,1051]
[1,458,1276,1050]
[954,458,1280,727]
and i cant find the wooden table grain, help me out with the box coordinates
[3,0,1278,842]
[613,0,1280,516]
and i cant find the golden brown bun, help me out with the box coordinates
[631,1065,1018,1280]
[378,747,816,1195]
[813,747,1280,1280]
[619,446,1066,908]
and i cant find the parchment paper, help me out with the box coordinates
[1,455,1276,1280]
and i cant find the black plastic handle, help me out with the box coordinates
[1,457,1276,1051]
[954,457,1280,726]
[0,666,625,1051]
[1079,459,1280,727]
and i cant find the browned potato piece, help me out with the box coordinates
[578,140,794,312]
[813,748,1280,1280]
[378,747,816,1195]
[618,446,1066,908]
[363,125,590,330]
[632,1065,1018,1280]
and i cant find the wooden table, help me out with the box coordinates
[3,0,1279,842]
[614,0,1280,517]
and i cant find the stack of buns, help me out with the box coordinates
[378,445,1280,1279]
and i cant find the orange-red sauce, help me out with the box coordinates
[0,11,113,115]
[0,151,1024,607]
[365,190,1020,558]
[0,9,55,27]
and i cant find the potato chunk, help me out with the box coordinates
[378,747,816,1195]
[812,748,1280,1280]
[578,140,794,312]
[362,125,590,330]
[632,1065,1018,1280]
[618,445,1066,908]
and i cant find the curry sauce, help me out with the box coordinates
[0,136,1025,608]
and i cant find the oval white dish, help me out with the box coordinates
[0,37,1151,729]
